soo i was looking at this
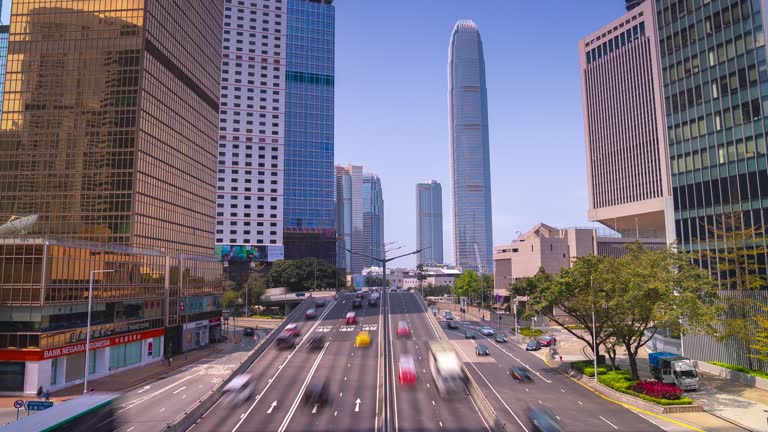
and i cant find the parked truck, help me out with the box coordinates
[648,351,700,391]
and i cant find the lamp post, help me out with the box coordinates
[84,269,116,395]
[513,298,520,343]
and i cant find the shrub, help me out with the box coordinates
[709,361,768,380]
[517,327,544,337]
[570,364,694,405]
[630,380,684,400]
[565,324,586,330]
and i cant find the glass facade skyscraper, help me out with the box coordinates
[448,20,493,273]
[335,165,363,274]
[362,173,384,268]
[416,180,444,265]
[284,0,336,262]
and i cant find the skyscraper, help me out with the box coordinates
[283,0,336,263]
[335,165,363,275]
[448,19,493,273]
[362,173,384,268]
[215,0,287,265]
[416,180,444,264]
[579,0,674,243]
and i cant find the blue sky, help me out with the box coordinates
[334,1,627,268]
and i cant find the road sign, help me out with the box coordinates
[295,293,305,298]
[25,401,54,411]
[180,301,185,312]
[13,400,23,409]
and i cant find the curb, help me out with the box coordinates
[700,409,754,432]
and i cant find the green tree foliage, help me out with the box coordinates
[479,273,494,306]
[416,264,427,291]
[365,275,385,287]
[453,270,479,301]
[698,212,768,370]
[222,277,238,292]
[508,267,551,298]
[751,307,768,363]
[221,290,239,310]
[243,262,267,306]
[268,258,343,291]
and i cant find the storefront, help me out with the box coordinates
[181,319,209,352]
[208,317,222,342]
[0,328,164,395]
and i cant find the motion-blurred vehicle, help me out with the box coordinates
[509,367,533,382]
[352,298,363,308]
[284,323,301,337]
[315,298,327,307]
[443,311,454,320]
[304,381,330,406]
[368,296,379,306]
[346,312,356,325]
[494,334,508,343]
[527,404,562,432]
[447,321,460,330]
[480,326,494,336]
[355,331,371,347]
[222,374,256,404]
[539,336,556,347]
[276,333,297,349]
[355,291,365,299]
[397,321,410,337]
[242,327,255,337]
[307,335,325,351]
[428,341,468,397]
[465,330,476,339]
[475,344,490,356]
[305,308,317,319]
[526,340,542,351]
[398,354,417,385]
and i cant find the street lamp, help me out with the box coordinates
[84,269,116,395]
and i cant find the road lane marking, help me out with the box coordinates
[267,401,277,413]
[561,389,565,392]
[355,398,361,412]
[160,408,166,412]
[578,401,583,405]
[116,372,203,414]
[127,427,135,432]
[600,416,619,429]
[172,386,187,394]
[485,338,552,383]
[276,342,330,432]
[312,404,318,414]
[137,386,150,393]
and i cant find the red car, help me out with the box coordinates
[539,336,556,347]
[396,321,410,337]
[305,308,317,319]
[284,323,301,337]
[398,355,416,385]
[346,312,356,325]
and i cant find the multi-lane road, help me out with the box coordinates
[185,291,683,432]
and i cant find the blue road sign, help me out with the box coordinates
[25,401,54,411]
[295,293,305,298]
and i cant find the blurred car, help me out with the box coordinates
[397,321,410,337]
[398,354,417,385]
[494,334,508,343]
[368,296,379,306]
[275,333,297,349]
[352,299,363,308]
[443,311,454,320]
[355,331,371,347]
[526,340,542,351]
[304,381,330,406]
[475,344,490,356]
[346,312,356,325]
[305,308,317,319]
[509,367,533,382]
[242,327,255,337]
[447,321,460,330]
[465,330,477,339]
[315,298,326,307]
[307,335,325,351]
[212,335,228,343]
[480,326,494,336]
[355,291,365,299]
[527,404,562,432]
[284,323,301,336]
[539,336,556,347]
[222,374,256,404]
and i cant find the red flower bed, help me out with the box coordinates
[630,380,683,400]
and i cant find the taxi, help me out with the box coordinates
[398,354,416,385]
[355,330,371,347]
[346,312,356,325]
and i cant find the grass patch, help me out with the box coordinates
[517,327,544,337]
[564,324,586,330]
[709,361,768,380]
[570,362,694,406]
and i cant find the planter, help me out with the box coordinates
[693,361,768,391]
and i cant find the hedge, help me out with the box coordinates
[517,327,544,337]
[709,361,768,380]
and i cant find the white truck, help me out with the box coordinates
[648,351,700,391]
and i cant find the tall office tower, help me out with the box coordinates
[580,1,674,243]
[626,0,645,11]
[0,1,223,394]
[283,0,336,263]
[0,1,8,122]
[215,0,287,266]
[362,173,384,268]
[448,19,493,273]
[656,0,768,367]
[416,180,444,265]
[335,165,363,275]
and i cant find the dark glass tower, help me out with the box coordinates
[448,20,494,273]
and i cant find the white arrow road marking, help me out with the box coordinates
[172,386,187,394]
[312,404,318,414]
[267,401,277,414]
[137,386,150,394]
[276,342,330,432]
[355,398,361,412]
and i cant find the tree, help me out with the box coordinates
[453,270,479,302]
[365,275,383,287]
[222,277,238,292]
[603,243,720,380]
[479,273,494,307]
[243,263,267,308]
[416,264,427,293]
[698,212,768,370]
[753,306,768,363]
[268,258,343,291]
[221,290,239,310]
[508,267,551,298]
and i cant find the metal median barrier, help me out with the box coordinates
[165,296,314,431]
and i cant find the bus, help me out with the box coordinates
[427,341,468,397]
[3,392,119,432]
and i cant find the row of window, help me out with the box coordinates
[674,170,768,212]
[671,135,766,174]
[217,239,278,244]
[707,30,762,67]
[668,98,763,144]
[218,220,278,226]
[585,22,644,65]
[218,230,277,235]
[657,0,697,26]
[665,63,758,114]
[227,0,283,9]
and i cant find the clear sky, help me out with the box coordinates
[334,1,628,268]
